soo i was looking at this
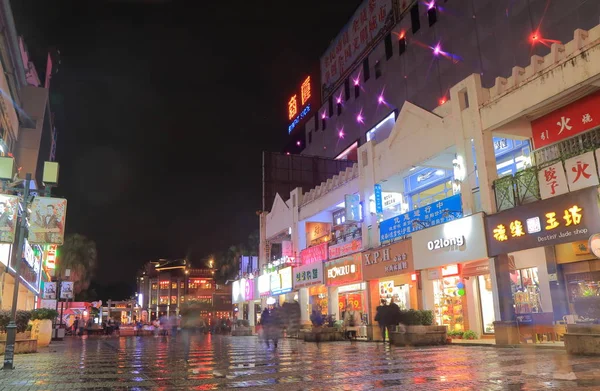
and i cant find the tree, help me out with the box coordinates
[58,234,97,295]
[213,230,260,283]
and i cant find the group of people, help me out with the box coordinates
[259,301,301,348]
[375,298,402,343]
[71,316,120,336]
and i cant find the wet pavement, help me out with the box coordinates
[1,334,600,390]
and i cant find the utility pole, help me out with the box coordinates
[3,173,31,370]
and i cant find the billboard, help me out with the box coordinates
[28,197,67,245]
[320,0,395,97]
[0,194,18,243]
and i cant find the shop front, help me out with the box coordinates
[324,253,365,322]
[270,266,293,305]
[293,261,324,317]
[361,239,417,331]
[231,277,259,326]
[485,186,600,336]
[412,213,494,337]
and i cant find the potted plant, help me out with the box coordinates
[30,308,58,347]
[390,310,448,346]
[463,330,478,340]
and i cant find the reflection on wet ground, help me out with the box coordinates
[1,334,600,390]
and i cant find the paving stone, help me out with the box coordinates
[0,335,600,389]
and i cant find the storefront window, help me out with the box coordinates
[159,296,169,304]
[566,271,600,319]
[379,280,410,310]
[151,297,157,305]
[411,181,453,210]
[477,274,495,334]
[338,283,368,324]
[309,285,328,315]
[172,282,177,289]
[159,281,169,290]
[433,275,465,331]
[151,283,158,290]
[171,295,177,304]
[180,282,185,289]
[511,267,542,314]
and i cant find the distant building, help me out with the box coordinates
[136,259,232,322]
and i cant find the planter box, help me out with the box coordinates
[303,327,344,342]
[0,332,31,341]
[0,339,38,355]
[565,324,600,355]
[493,321,520,345]
[231,327,253,336]
[390,325,448,347]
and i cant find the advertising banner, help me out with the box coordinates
[293,262,324,289]
[485,186,600,257]
[29,197,67,245]
[231,280,241,303]
[361,239,413,280]
[565,151,599,191]
[380,194,463,243]
[538,162,569,199]
[42,281,56,299]
[258,274,271,297]
[0,194,17,244]
[300,242,328,265]
[40,299,56,310]
[320,0,394,94]
[324,253,363,286]
[60,281,74,300]
[344,194,362,222]
[531,90,600,149]
[329,238,362,259]
[374,184,383,214]
[272,267,292,295]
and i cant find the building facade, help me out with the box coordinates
[0,0,59,312]
[261,19,600,343]
[136,259,232,322]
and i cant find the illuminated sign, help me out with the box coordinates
[287,76,312,134]
[427,236,465,251]
[485,186,600,257]
[293,262,324,289]
[441,264,460,277]
[258,274,270,296]
[324,253,362,286]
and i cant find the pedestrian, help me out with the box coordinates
[78,318,85,337]
[261,305,282,348]
[388,298,401,331]
[343,303,360,341]
[180,302,202,363]
[170,314,178,337]
[72,317,79,336]
[375,299,390,343]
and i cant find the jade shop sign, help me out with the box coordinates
[485,186,600,257]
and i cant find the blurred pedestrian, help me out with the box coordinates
[180,303,202,363]
[375,299,390,343]
[343,304,360,341]
[261,306,282,349]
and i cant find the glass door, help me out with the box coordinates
[477,274,495,334]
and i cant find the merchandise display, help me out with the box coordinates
[433,275,465,331]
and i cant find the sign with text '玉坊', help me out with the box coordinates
[485,186,600,257]
[379,194,463,243]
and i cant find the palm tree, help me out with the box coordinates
[57,234,97,295]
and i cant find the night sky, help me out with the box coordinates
[10,0,360,288]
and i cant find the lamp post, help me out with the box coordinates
[3,173,31,370]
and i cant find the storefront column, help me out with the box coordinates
[494,254,514,321]
[248,301,255,326]
[299,288,309,325]
[544,246,569,321]
[328,286,339,320]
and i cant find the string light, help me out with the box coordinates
[296,141,301,146]
[338,129,344,138]
[356,110,364,124]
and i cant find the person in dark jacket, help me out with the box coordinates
[375,300,390,343]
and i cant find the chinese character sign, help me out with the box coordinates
[565,151,599,191]
[485,186,600,257]
[28,197,67,245]
[288,95,298,121]
[538,162,569,200]
[293,262,324,289]
[320,0,394,90]
[300,76,311,105]
[379,194,463,243]
[0,194,18,244]
[531,90,600,149]
[374,184,383,214]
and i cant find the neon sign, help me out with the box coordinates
[287,75,312,134]
[492,205,583,243]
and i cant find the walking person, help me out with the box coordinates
[375,300,390,343]
[180,302,202,363]
[261,305,282,349]
[343,304,360,341]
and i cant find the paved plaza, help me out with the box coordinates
[1,335,600,390]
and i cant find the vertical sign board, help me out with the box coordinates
[374,184,383,214]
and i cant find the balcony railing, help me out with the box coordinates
[493,167,540,211]
[534,127,600,166]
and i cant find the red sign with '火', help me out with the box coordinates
[531,91,600,149]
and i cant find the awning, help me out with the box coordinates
[462,260,490,277]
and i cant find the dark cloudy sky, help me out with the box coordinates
[10,0,360,285]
